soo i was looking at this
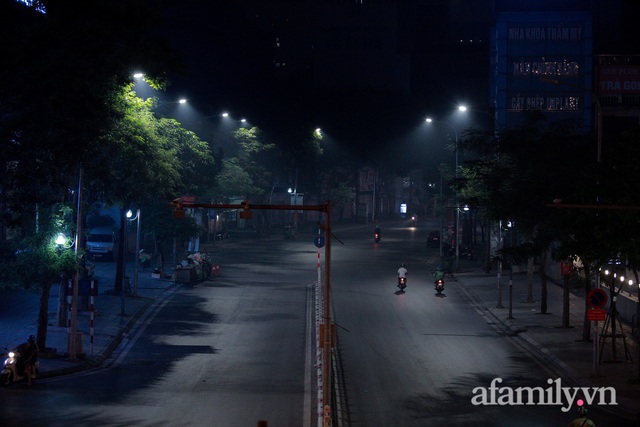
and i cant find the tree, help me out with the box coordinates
[1,205,78,351]
[321,165,355,221]
[0,0,202,349]
[554,127,640,342]
[213,127,276,203]
[456,113,592,314]
[84,89,217,287]
[0,1,180,227]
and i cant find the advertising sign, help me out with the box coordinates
[598,65,640,94]
[493,11,593,129]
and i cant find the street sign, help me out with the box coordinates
[314,236,325,248]
[587,308,607,321]
[587,288,608,308]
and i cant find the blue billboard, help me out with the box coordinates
[493,11,593,130]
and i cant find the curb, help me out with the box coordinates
[453,273,640,422]
[37,279,177,379]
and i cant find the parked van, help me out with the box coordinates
[86,226,119,261]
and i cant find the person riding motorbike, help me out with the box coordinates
[433,266,445,283]
[374,225,381,240]
[15,335,39,386]
[397,263,408,291]
[397,263,408,278]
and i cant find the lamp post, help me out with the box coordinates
[55,233,73,329]
[457,105,504,305]
[68,165,83,360]
[426,117,460,271]
[126,209,141,297]
[118,208,129,316]
[457,104,500,134]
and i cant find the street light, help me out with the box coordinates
[426,117,460,271]
[288,186,298,227]
[68,165,84,360]
[457,103,500,133]
[126,209,141,297]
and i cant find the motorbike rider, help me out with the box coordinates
[397,263,408,279]
[374,225,381,238]
[433,265,445,283]
[16,335,39,386]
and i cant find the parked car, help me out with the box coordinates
[427,230,440,248]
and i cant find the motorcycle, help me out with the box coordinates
[434,278,445,295]
[1,349,39,386]
[374,231,381,243]
[410,215,416,227]
[397,276,407,292]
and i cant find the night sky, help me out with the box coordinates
[151,0,638,167]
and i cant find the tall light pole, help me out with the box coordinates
[120,208,127,316]
[126,209,141,297]
[457,104,503,305]
[68,165,83,360]
[426,117,460,271]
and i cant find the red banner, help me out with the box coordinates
[598,65,640,94]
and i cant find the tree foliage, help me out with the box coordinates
[212,127,276,202]
[456,113,594,313]
[0,0,216,349]
[0,0,180,227]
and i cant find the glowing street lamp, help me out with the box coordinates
[425,117,460,270]
[126,209,141,297]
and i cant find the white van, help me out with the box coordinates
[86,226,119,261]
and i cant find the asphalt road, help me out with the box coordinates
[330,221,633,427]
[0,237,317,427]
[1,221,635,427]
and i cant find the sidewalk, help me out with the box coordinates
[451,261,640,422]
[0,260,178,379]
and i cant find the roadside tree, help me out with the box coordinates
[0,0,197,350]
[1,206,78,351]
[456,113,592,316]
